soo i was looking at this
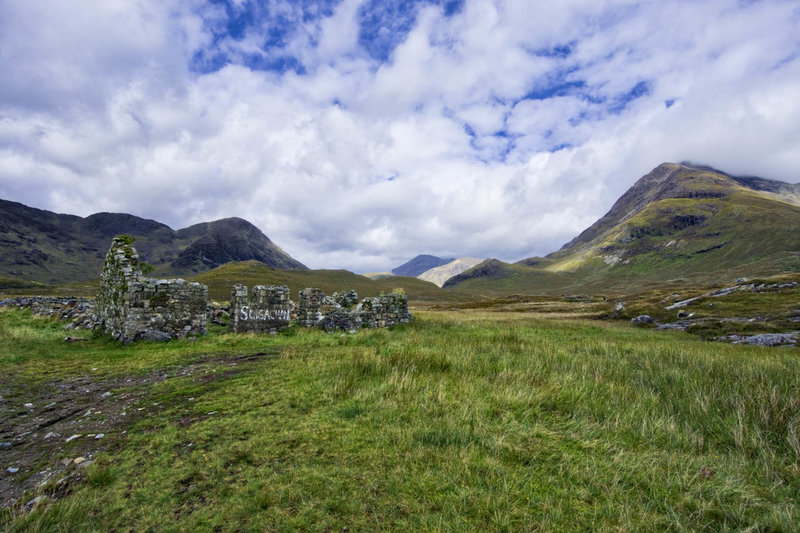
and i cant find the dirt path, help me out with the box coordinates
[0,351,279,512]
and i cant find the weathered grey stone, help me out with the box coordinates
[731,333,798,346]
[631,315,654,324]
[333,290,359,308]
[296,288,337,328]
[229,284,292,334]
[297,288,412,329]
[93,237,208,342]
[136,330,172,343]
[356,292,412,329]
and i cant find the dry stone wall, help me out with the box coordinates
[356,293,412,328]
[296,288,411,329]
[94,237,208,343]
[230,284,292,334]
[296,288,337,327]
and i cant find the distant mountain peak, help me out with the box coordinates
[418,257,484,287]
[445,163,800,293]
[0,199,306,283]
[392,254,455,277]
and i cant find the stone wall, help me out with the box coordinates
[94,237,208,343]
[0,297,94,331]
[356,293,412,328]
[230,284,292,334]
[296,288,337,327]
[295,287,411,329]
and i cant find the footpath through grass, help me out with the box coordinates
[1,308,799,531]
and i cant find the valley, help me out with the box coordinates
[1,162,799,530]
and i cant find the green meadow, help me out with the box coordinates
[2,307,799,531]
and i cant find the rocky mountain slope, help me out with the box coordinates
[0,199,306,283]
[445,163,800,294]
[391,255,455,277]
[418,257,485,287]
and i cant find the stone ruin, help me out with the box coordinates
[92,237,410,342]
[230,284,292,334]
[94,236,208,343]
[229,285,412,333]
[295,288,337,328]
[355,293,411,328]
[296,288,412,329]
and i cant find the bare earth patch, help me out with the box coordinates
[0,351,278,512]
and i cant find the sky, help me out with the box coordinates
[1,0,799,272]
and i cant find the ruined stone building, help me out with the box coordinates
[94,236,208,343]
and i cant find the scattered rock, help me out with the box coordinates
[63,336,88,342]
[631,315,654,324]
[73,457,87,465]
[735,333,797,346]
[95,433,105,440]
[24,496,46,513]
[657,322,690,331]
[23,403,34,409]
[666,297,700,310]
[720,333,798,346]
[7,467,19,474]
[136,330,172,343]
[43,432,59,440]
[101,392,112,399]
[65,434,81,443]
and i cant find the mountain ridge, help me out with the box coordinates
[445,163,800,294]
[391,254,455,277]
[0,199,306,283]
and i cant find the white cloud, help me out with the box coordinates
[1,0,799,273]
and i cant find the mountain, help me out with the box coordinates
[0,199,306,283]
[391,255,455,277]
[445,163,800,294]
[418,257,484,287]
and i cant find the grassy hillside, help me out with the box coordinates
[447,164,800,296]
[2,308,799,530]
[190,261,468,303]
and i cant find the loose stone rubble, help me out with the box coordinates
[0,297,94,330]
[93,236,208,343]
[719,333,799,347]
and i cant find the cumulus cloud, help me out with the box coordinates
[1,0,799,272]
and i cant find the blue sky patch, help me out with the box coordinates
[522,80,587,101]
[608,80,651,114]
[358,0,464,61]
[531,43,575,58]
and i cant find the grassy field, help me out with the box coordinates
[1,308,799,531]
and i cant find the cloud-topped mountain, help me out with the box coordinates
[445,163,800,293]
[0,199,306,284]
